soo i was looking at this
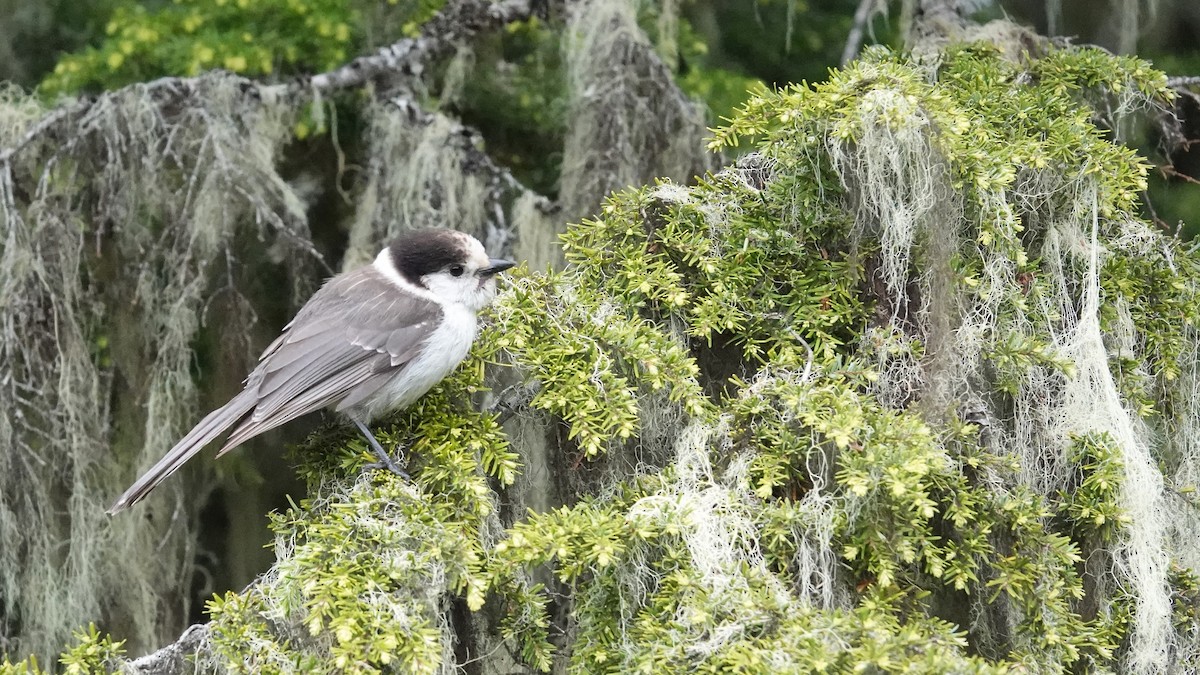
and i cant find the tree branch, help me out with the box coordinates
[303,0,543,94]
[841,0,879,66]
[0,98,89,166]
[1167,76,1200,88]
[0,0,551,166]
[126,624,209,675]
[908,0,969,47]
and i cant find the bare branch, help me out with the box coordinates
[841,0,880,66]
[303,0,542,94]
[1160,164,1200,186]
[126,624,209,675]
[1168,76,1200,89]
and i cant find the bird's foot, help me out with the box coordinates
[364,451,410,480]
[354,419,410,480]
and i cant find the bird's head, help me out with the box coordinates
[385,229,516,311]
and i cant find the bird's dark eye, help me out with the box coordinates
[449,264,465,277]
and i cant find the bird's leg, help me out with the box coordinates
[354,419,410,479]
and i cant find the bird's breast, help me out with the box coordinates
[355,304,478,421]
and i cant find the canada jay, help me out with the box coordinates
[108,229,515,514]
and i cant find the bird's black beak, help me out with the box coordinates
[480,258,517,276]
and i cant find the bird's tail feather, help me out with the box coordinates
[107,390,256,514]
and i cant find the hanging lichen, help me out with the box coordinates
[559,0,712,220]
[0,72,318,661]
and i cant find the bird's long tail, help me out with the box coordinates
[107,390,256,514]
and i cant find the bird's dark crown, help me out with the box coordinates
[387,229,472,288]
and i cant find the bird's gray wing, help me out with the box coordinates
[214,270,441,456]
[218,360,379,454]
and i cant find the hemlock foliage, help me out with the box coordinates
[6,31,1200,675]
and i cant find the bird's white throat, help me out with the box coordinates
[372,247,499,311]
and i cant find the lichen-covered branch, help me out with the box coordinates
[1167,75,1200,88]
[0,0,548,167]
[0,97,84,165]
[907,0,969,47]
[841,0,883,66]
[1151,75,1200,160]
[305,0,545,94]
[385,93,556,214]
[126,624,209,675]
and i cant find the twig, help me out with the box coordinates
[1160,164,1200,186]
[127,624,209,675]
[485,381,543,426]
[0,98,89,165]
[1167,76,1200,89]
[841,0,878,66]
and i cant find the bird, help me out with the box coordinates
[108,228,515,514]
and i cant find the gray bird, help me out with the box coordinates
[108,229,515,514]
